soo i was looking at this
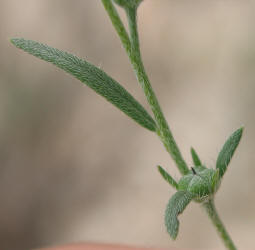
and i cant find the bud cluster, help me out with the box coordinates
[178,166,220,202]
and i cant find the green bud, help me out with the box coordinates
[178,166,220,202]
[113,0,143,9]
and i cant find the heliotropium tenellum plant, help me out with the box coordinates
[10,1,244,249]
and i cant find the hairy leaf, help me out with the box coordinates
[11,38,156,132]
[190,147,202,166]
[158,165,178,189]
[165,191,194,239]
[216,127,243,178]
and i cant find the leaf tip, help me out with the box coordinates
[10,37,22,48]
[157,165,162,171]
[157,165,163,175]
[10,37,18,44]
[190,147,202,167]
[9,38,15,45]
[239,126,244,135]
[233,126,244,143]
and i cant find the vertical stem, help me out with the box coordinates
[203,199,237,250]
[125,7,189,175]
[102,0,189,175]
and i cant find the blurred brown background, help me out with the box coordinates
[1,0,255,249]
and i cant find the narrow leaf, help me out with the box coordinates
[165,191,194,239]
[216,127,243,178]
[157,165,178,189]
[190,147,202,166]
[11,38,157,132]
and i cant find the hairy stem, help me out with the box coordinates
[203,199,237,250]
[102,0,189,175]
[101,0,132,57]
[126,7,189,175]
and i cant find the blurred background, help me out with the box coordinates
[1,0,255,249]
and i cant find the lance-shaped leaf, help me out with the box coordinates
[165,191,194,239]
[190,147,202,166]
[157,165,178,189]
[11,38,157,132]
[216,127,243,178]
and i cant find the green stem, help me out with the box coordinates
[102,0,189,175]
[102,3,237,250]
[203,199,237,250]
[101,0,132,57]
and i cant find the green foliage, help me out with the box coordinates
[157,165,178,189]
[190,147,202,166]
[165,191,194,239]
[216,127,243,178]
[10,38,156,132]
[11,2,243,249]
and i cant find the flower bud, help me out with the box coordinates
[178,166,220,202]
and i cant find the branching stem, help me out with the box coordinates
[102,2,238,250]
[101,0,132,55]
[102,0,189,175]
